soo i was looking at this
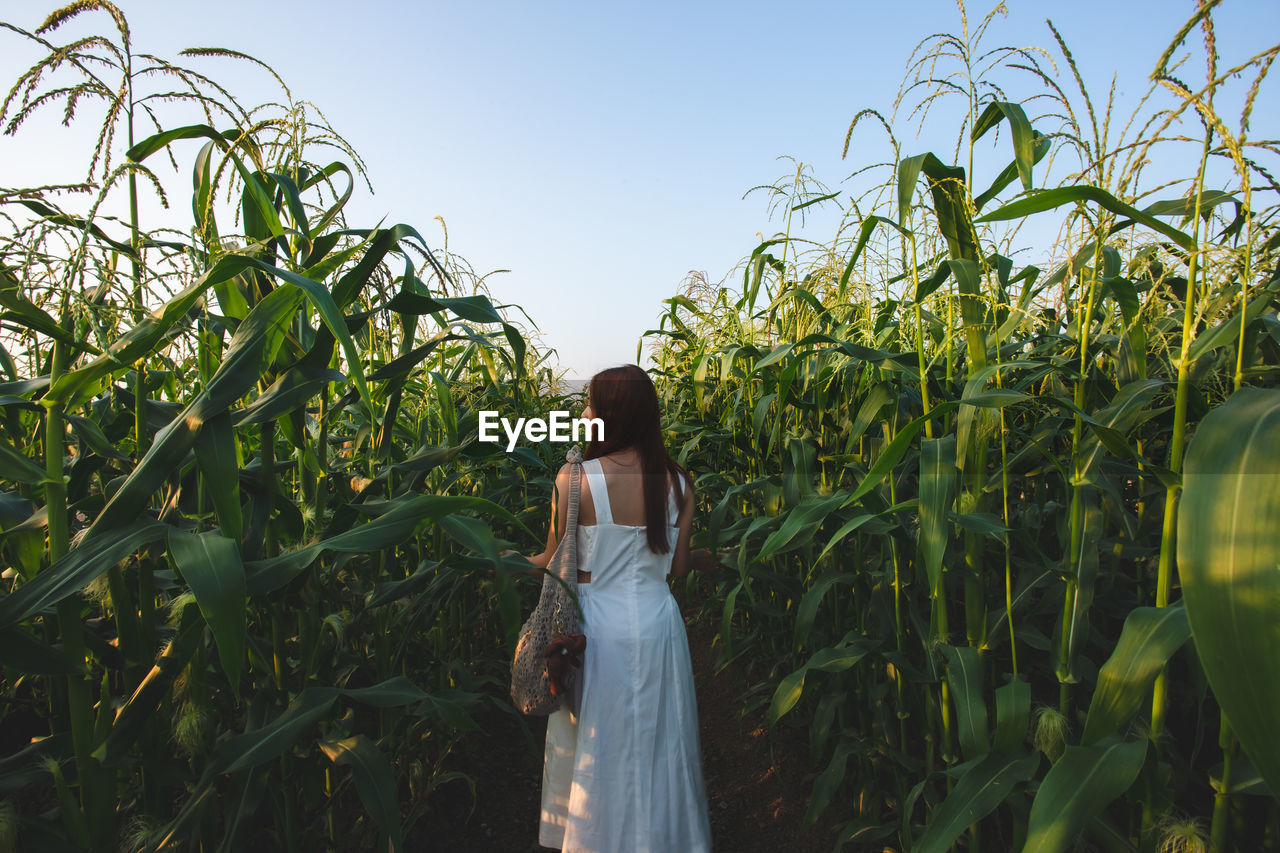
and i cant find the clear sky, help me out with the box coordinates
[2,0,1277,379]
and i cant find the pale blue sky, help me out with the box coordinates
[2,0,1277,379]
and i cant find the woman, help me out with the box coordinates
[514,364,713,852]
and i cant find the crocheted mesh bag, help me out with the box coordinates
[510,446,584,715]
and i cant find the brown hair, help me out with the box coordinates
[583,364,690,553]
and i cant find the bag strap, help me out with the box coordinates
[555,445,584,583]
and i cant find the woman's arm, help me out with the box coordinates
[669,473,722,580]
[510,463,573,577]
[669,473,697,580]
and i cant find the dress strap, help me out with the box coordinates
[582,458,613,525]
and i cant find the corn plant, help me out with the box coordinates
[651,3,1280,851]
[0,3,570,850]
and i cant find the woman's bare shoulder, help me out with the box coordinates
[551,462,582,496]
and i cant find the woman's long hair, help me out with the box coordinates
[583,365,690,553]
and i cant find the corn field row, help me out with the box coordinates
[651,3,1280,851]
[0,3,567,849]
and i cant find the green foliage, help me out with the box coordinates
[4,1,1280,851]
[0,3,568,849]
[1179,389,1280,798]
[648,2,1280,850]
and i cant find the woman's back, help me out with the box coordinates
[574,457,683,595]
[576,454,682,527]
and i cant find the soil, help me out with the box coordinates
[406,587,844,852]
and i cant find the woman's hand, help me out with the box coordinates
[689,548,723,573]
[494,549,543,579]
[670,545,732,578]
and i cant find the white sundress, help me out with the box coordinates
[538,458,713,852]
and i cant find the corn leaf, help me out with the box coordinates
[977,186,1194,250]
[1021,740,1146,853]
[941,644,988,760]
[1179,387,1280,796]
[168,529,246,699]
[913,751,1040,853]
[319,736,402,848]
[1082,605,1190,746]
[918,436,958,596]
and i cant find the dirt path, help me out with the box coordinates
[408,590,841,851]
